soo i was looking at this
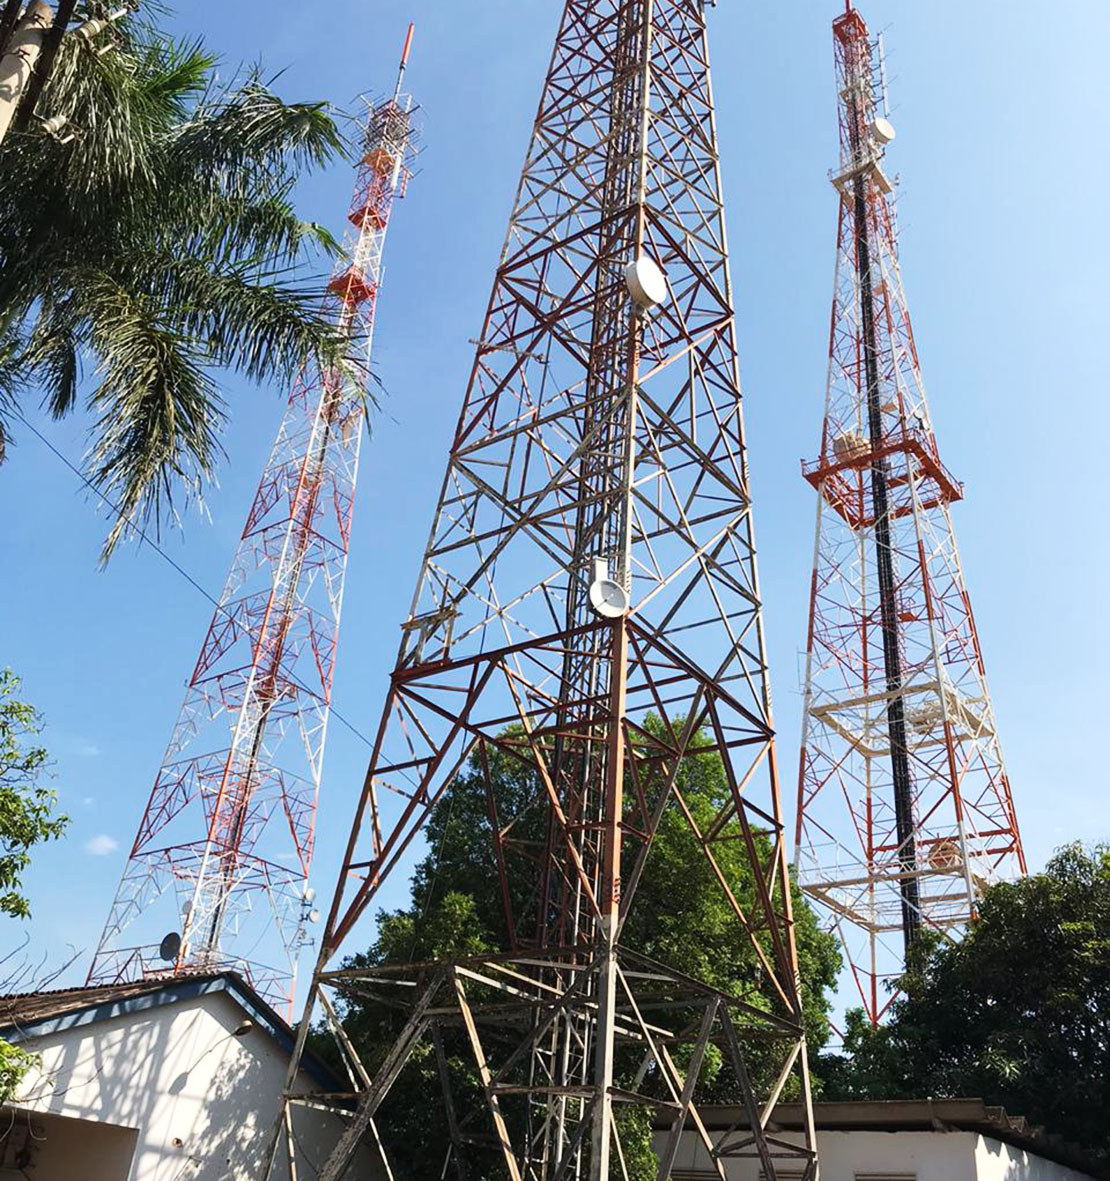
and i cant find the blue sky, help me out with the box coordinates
[2,0,1108,989]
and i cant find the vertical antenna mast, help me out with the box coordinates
[794,4,1025,1024]
[267,2,818,1178]
[87,32,419,1017]
[394,21,414,100]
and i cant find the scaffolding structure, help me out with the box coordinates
[86,32,418,1017]
[793,4,1025,1024]
[267,2,819,1178]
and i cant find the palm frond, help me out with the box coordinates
[116,251,347,384]
[30,326,80,420]
[80,273,224,561]
[0,12,354,557]
[170,81,344,182]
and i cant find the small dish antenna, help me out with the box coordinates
[870,116,896,145]
[588,557,629,620]
[625,255,668,308]
[159,931,182,963]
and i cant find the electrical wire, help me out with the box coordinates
[9,409,376,751]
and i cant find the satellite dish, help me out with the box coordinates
[624,256,668,308]
[159,931,182,963]
[871,116,896,145]
[308,909,321,925]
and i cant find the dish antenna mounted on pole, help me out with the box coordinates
[268,2,818,1177]
[87,28,419,1018]
[793,4,1025,1025]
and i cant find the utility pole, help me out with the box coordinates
[794,3,1026,1025]
[267,2,818,1177]
[0,1,51,142]
[0,2,136,145]
[87,29,418,1018]
[0,2,132,145]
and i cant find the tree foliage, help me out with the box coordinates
[0,670,66,919]
[0,669,66,1100]
[324,725,840,1178]
[0,9,350,556]
[822,843,1110,1166]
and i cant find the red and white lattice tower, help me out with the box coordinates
[794,4,1025,1024]
[88,29,418,1016]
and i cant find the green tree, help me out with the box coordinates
[325,726,840,1178]
[822,843,1110,1166]
[0,669,67,1099]
[0,670,65,918]
[0,10,349,556]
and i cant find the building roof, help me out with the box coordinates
[0,973,212,1031]
[0,971,339,1092]
[687,1098,1104,1179]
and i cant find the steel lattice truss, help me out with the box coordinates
[87,92,417,1016]
[270,2,817,1179]
[793,5,1025,1024]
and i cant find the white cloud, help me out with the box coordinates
[78,743,101,758]
[84,834,119,857]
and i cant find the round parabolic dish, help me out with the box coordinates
[625,256,668,308]
[871,116,896,144]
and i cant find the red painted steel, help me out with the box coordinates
[268,3,819,1178]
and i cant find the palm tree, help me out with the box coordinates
[0,12,352,556]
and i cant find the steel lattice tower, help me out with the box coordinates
[793,4,1025,1024]
[269,3,818,1178]
[87,32,419,1016]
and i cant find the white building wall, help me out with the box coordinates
[664,1128,1095,1181]
[11,988,366,1181]
[974,1135,1095,1181]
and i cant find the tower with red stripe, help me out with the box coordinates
[88,29,418,1016]
[794,5,1025,1024]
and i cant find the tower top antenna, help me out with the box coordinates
[393,22,415,100]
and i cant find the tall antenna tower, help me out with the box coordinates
[269,3,818,1178]
[794,4,1025,1024]
[87,29,419,1016]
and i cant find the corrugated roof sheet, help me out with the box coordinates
[0,971,224,1033]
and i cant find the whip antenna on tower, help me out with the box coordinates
[793,4,1025,1025]
[265,2,819,1177]
[87,39,419,1018]
[394,21,414,100]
